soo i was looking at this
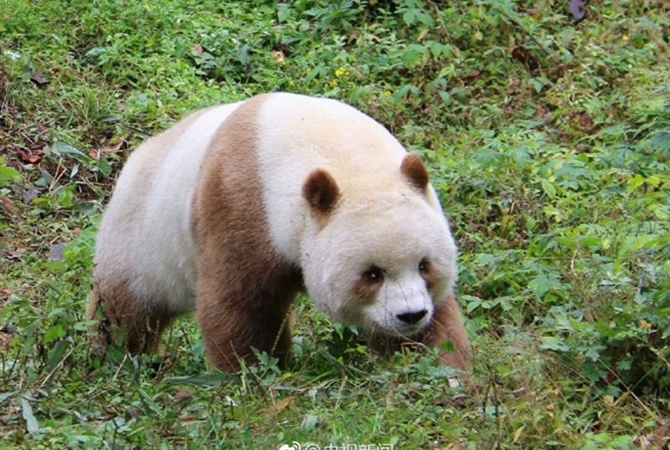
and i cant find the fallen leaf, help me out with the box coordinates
[444,444,463,450]
[526,9,542,19]
[463,70,482,80]
[22,187,40,203]
[0,326,15,347]
[21,396,39,433]
[17,148,41,164]
[268,397,293,417]
[348,66,364,78]
[569,0,586,23]
[652,422,670,448]
[511,46,539,71]
[29,70,48,85]
[91,134,128,159]
[1,196,18,216]
[48,242,66,261]
[172,390,193,403]
[0,251,22,260]
[578,112,594,131]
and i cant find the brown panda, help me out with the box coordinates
[87,93,471,372]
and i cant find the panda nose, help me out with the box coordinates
[396,309,427,324]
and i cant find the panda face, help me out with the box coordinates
[301,194,457,337]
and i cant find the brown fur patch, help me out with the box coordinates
[353,274,383,302]
[193,95,303,371]
[419,259,436,290]
[420,295,472,370]
[400,153,429,192]
[302,169,340,219]
[89,276,175,354]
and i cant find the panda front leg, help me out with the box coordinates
[421,295,471,371]
[195,265,300,372]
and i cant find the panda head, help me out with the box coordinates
[300,154,457,337]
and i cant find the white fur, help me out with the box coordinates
[94,102,242,313]
[256,94,411,262]
[96,93,457,337]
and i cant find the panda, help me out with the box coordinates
[87,93,471,372]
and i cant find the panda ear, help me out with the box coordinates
[303,169,340,217]
[401,153,429,192]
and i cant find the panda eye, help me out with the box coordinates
[418,258,430,274]
[362,265,384,283]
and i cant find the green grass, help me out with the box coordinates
[1,0,669,448]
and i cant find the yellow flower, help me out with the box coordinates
[622,34,629,41]
[334,67,349,77]
[640,320,652,330]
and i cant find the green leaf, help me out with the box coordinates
[439,339,455,352]
[539,336,570,352]
[301,414,320,430]
[400,44,428,68]
[43,324,65,345]
[46,340,70,373]
[626,174,646,192]
[277,3,291,22]
[402,9,417,26]
[96,158,112,177]
[540,179,557,198]
[50,141,88,158]
[138,388,162,415]
[0,157,21,186]
[528,273,562,300]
